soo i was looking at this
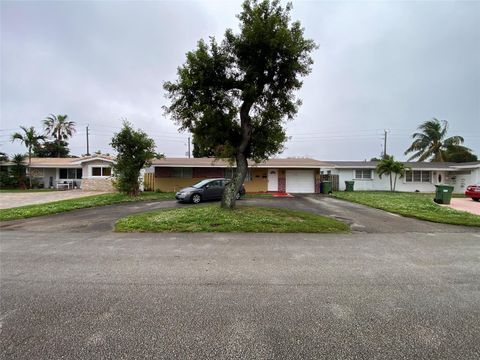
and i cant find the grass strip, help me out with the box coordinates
[0,192,175,221]
[115,205,349,233]
[333,191,480,227]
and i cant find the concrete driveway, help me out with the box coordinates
[1,196,479,359]
[447,197,480,215]
[0,190,109,209]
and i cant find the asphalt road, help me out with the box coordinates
[1,196,480,359]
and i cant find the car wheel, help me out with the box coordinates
[191,194,202,204]
[473,198,479,202]
[235,192,241,200]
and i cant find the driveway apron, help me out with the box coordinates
[0,195,475,234]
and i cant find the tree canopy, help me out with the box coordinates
[11,126,45,188]
[405,118,475,162]
[43,114,75,157]
[376,156,408,192]
[164,0,316,208]
[110,121,159,196]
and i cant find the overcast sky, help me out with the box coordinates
[1,0,479,160]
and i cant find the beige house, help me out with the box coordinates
[148,157,332,193]
[27,155,116,191]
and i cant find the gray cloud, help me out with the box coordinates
[1,0,479,160]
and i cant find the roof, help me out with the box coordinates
[71,155,116,164]
[151,157,333,169]
[328,160,480,171]
[25,155,116,168]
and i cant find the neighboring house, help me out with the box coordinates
[149,157,332,193]
[324,161,480,193]
[26,155,116,191]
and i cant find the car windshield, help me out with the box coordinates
[192,179,213,189]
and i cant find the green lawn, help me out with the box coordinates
[244,193,273,198]
[333,191,480,227]
[115,205,349,233]
[0,192,175,221]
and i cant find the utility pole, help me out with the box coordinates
[86,125,90,156]
[188,136,191,158]
[383,129,388,159]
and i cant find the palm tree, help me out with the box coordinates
[11,126,45,188]
[376,156,408,192]
[11,153,27,189]
[43,114,76,157]
[404,118,465,162]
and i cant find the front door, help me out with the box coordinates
[268,169,278,192]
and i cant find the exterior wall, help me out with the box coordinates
[278,169,286,193]
[245,168,268,192]
[31,167,83,189]
[447,170,475,193]
[152,167,269,193]
[81,178,115,192]
[81,160,115,191]
[333,168,469,193]
[82,160,113,178]
[314,169,321,193]
[192,168,224,178]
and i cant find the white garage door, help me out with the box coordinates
[286,170,315,193]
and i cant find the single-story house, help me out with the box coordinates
[149,157,332,193]
[19,155,115,191]
[323,161,480,193]
[149,157,479,194]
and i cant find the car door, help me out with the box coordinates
[205,180,223,200]
[203,180,218,200]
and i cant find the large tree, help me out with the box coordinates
[110,121,159,196]
[404,118,469,162]
[43,114,75,157]
[443,144,477,163]
[192,135,215,158]
[376,156,408,192]
[33,140,70,158]
[164,0,316,209]
[11,126,45,188]
[10,154,27,189]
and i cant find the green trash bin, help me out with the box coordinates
[345,180,355,192]
[321,181,332,194]
[434,185,454,204]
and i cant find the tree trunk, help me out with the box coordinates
[389,172,393,192]
[221,153,248,209]
[57,129,61,158]
[28,151,32,189]
[393,174,397,192]
[221,100,252,210]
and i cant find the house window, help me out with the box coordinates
[171,167,193,178]
[91,167,111,177]
[405,171,431,183]
[224,168,252,181]
[59,168,82,179]
[354,169,372,179]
